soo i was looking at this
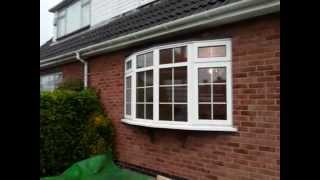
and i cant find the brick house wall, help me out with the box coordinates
[42,13,280,180]
[61,62,84,80]
[40,61,83,81]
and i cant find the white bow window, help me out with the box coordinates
[123,39,236,131]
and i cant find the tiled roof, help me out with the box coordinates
[40,0,240,60]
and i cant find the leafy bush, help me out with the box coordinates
[40,88,113,177]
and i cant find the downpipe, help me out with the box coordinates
[75,52,88,88]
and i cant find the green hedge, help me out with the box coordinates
[40,88,113,177]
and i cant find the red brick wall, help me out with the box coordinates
[61,62,83,80]
[40,61,83,80]
[47,14,280,180]
[88,52,125,120]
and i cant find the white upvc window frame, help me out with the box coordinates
[56,10,67,38]
[134,50,154,121]
[81,0,91,27]
[40,72,63,92]
[56,0,91,38]
[122,39,236,132]
[124,58,133,119]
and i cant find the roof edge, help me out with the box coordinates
[49,0,78,13]
[41,0,280,69]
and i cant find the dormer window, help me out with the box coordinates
[56,0,90,38]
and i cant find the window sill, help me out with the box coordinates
[121,119,237,132]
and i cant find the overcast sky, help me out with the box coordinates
[40,0,62,46]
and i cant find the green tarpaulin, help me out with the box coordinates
[41,151,154,180]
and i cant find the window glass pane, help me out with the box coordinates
[135,69,153,120]
[126,76,131,88]
[198,68,212,83]
[198,45,226,58]
[54,75,58,81]
[199,104,211,120]
[126,76,132,116]
[174,46,187,63]
[136,55,144,68]
[81,4,90,27]
[40,73,62,92]
[159,104,172,120]
[126,90,131,102]
[48,75,53,81]
[174,104,187,122]
[66,1,81,33]
[212,45,226,57]
[126,103,131,115]
[198,85,211,102]
[57,17,66,37]
[213,104,226,120]
[146,70,153,86]
[159,68,172,85]
[40,76,46,82]
[159,87,172,102]
[174,86,187,102]
[136,52,153,68]
[146,87,153,102]
[56,73,63,83]
[145,52,153,67]
[44,76,49,81]
[213,85,226,102]
[136,104,144,119]
[136,88,144,102]
[146,104,153,119]
[126,60,132,70]
[212,67,226,83]
[160,48,172,64]
[198,47,211,58]
[174,67,187,84]
[137,72,144,87]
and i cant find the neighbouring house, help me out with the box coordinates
[40,0,280,179]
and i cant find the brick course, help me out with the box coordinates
[42,13,280,180]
